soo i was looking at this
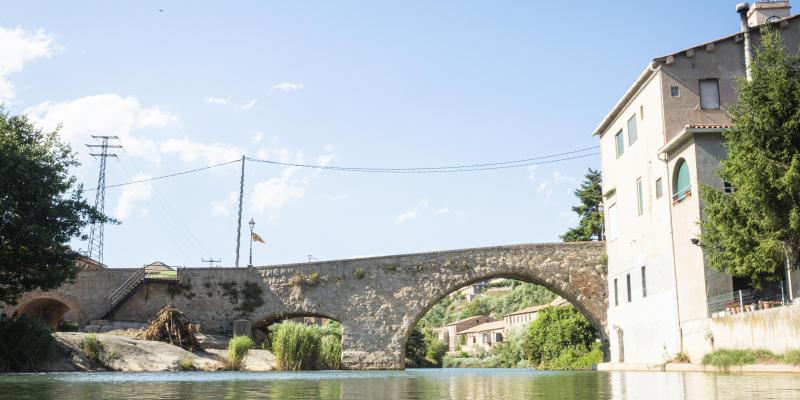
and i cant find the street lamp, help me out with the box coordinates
[248,218,255,267]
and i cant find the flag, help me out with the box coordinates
[251,232,266,244]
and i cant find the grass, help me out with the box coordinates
[82,333,104,362]
[354,268,365,279]
[270,321,342,370]
[702,349,780,369]
[307,272,320,287]
[320,334,342,370]
[178,356,195,371]
[784,350,800,366]
[227,336,255,370]
[146,270,178,280]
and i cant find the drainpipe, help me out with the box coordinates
[659,150,683,355]
[737,3,753,81]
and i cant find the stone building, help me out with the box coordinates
[503,297,568,331]
[595,1,800,363]
[438,315,495,353]
[458,320,506,354]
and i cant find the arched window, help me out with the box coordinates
[673,159,691,202]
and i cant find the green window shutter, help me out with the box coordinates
[674,161,691,201]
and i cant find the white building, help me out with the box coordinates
[595,1,800,363]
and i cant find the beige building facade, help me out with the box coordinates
[596,1,800,363]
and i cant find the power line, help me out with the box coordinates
[84,159,242,191]
[245,149,599,173]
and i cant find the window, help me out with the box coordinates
[671,86,680,97]
[636,178,644,215]
[626,274,632,303]
[655,178,663,199]
[700,79,721,110]
[627,115,638,145]
[614,278,619,306]
[641,266,647,298]
[724,181,736,194]
[640,105,644,120]
[615,130,625,157]
[607,203,617,239]
[673,160,691,203]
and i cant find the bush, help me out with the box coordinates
[307,272,320,287]
[702,349,779,369]
[319,335,342,369]
[57,321,80,332]
[784,349,800,365]
[227,335,255,370]
[354,268,365,279]
[0,314,56,372]
[83,333,104,362]
[524,305,600,370]
[178,356,195,371]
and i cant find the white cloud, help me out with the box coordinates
[0,26,62,103]
[205,96,230,105]
[250,174,308,212]
[394,199,429,224]
[394,210,417,224]
[114,175,153,219]
[242,98,258,109]
[25,94,178,162]
[527,165,538,180]
[160,137,244,165]
[272,82,303,92]
[210,191,238,217]
[434,207,451,215]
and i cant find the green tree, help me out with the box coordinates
[699,29,800,285]
[0,110,110,304]
[523,305,599,369]
[560,168,604,242]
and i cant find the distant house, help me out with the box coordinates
[457,320,506,354]
[456,281,488,301]
[504,297,568,331]
[439,315,495,353]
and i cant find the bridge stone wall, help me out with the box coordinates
[4,242,607,370]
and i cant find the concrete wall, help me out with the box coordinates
[683,304,800,362]
[4,242,607,370]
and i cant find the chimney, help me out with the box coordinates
[737,3,754,81]
[747,1,791,26]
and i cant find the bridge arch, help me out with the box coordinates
[10,291,87,328]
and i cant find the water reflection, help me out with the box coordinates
[0,369,799,400]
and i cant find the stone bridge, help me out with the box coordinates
[3,242,607,369]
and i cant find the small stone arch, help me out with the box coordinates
[10,291,88,328]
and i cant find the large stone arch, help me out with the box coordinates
[9,291,88,328]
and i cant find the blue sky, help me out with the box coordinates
[3,1,747,267]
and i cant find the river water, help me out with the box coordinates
[1,369,799,400]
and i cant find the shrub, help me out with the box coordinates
[0,314,56,372]
[524,305,600,370]
[702,349,779,369]
[319,334,342,369]
[354,268,365,279]
[784,349,800,365]
[178,356,195,371]
[289,274,305,287]
[307,272,320,287]
[83,333,104,362]
[227,335,255,370]
[57,321,80,332]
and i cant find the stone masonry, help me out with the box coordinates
[3,242,607,369]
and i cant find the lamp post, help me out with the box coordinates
[248,218,255,267]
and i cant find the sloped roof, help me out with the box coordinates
[443,315,494,327]
[459,320,506,334]
[504,297,569,317]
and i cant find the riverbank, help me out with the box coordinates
[46,332,276,372]
[597,362,800,373]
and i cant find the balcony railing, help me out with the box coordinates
[707,281,787,317]
[672,185,692,204]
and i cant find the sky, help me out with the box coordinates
[2,1,750,268]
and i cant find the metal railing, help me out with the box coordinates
[707,280,786,317]
[672,185,692,203]
[107,267,146,308]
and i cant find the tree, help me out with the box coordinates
[0,110,110,304]
[699,29,800,286]
[523,305,599,369]
[560,168,604,242]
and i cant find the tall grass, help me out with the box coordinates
[702,349,779,369]
[82,333,104,362]
[227,335,255,370]
[270,321,342,370]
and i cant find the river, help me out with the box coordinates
[1,369,799,399]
